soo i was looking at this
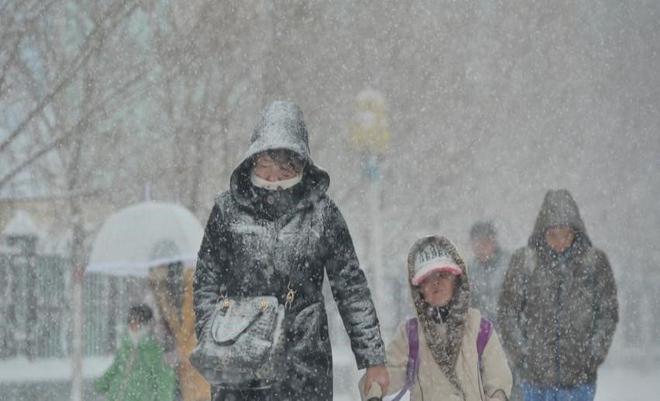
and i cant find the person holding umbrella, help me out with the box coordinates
[193,100,388,401]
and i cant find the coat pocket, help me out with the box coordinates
[288,302,329,375]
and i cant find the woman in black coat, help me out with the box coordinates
[193,101,388,401]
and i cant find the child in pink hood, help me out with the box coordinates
[362,235,511,401]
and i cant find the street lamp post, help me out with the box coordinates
[349,89,392,331]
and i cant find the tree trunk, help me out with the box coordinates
[70,263,84,401]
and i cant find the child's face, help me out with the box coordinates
[419,271,456,307]
[128,319,142,333]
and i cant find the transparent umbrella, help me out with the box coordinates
[85,201,211,401]
[86,201,204,276]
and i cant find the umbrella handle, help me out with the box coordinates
[366,382,383,401]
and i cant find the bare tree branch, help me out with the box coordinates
[0,67,148,189]
[0,0,138,154]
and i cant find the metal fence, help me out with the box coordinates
[0,252,148,360]
[0,253,68,359]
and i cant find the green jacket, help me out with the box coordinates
[95,334,175,401]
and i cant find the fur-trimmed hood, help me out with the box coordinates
[406,235,471,394]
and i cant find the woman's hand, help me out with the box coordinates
[363,365,389,396]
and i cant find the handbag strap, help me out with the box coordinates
[277,209,324,309]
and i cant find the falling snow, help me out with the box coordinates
[1,1,659,401]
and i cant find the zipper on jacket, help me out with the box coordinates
[555,261,567,389]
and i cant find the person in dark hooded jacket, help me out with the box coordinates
[193,101,388,401]
[498,189,618,401]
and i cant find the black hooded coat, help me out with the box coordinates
[498,190,618,388]
[193,101,386,400]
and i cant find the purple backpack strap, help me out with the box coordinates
[477,317,493,365]
[390,317,420,401]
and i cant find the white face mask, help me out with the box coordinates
[129,327,147,345]
[251,172,302,191]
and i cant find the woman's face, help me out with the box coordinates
[253,152,303,182]
[419,271,456,307]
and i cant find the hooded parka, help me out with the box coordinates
[95,334,176,401]
[193,101,386,400]
[362,236,511,401]
[469,246,510,324]
[498,190,619,388]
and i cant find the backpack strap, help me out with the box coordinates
[390,316,493,400]
[390,317,420,401]
[477,317,493,367]
[523,246,537,273]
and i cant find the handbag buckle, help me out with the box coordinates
[260,299,269,311]
[222,298,231,310]
[285,283,296,309]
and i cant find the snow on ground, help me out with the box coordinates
[0,356,112,383]
[333,361,660,401]
[596,365,659,401]
[0,355,657,400]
